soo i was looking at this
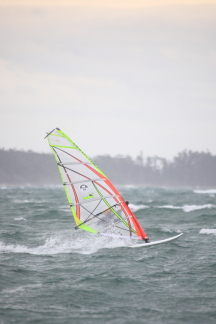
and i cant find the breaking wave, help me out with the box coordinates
[161,227,182,233]
[194,189,216,194]
[0,233,129,256]
[199,228,216,235]
[13,199,47,204]
[182,204,214,212]
[129,203,149,212]
[158,204,214,212]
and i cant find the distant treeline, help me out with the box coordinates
[94,151,216,187]
[0,149,59,185]
[0,149,216,187]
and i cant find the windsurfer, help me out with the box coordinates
[97,208,110,225]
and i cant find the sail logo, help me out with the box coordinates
[83,193,94,200]
[80,184,88,191]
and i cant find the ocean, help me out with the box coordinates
[0,186,215,324]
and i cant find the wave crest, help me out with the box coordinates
[0,233,129,256]
[158,204,214,212]
[129,203,149,212]
[199,228,216,235]
[194,189,216,194]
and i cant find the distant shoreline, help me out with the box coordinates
[1,149,216,187]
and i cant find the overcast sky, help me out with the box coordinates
[0,0,216,159]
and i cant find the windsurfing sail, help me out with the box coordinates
[45,128,149,241]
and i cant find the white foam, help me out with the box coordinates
[158,205,181,210]
[14,217,26,221]
[194,189,216,194]
[129,203,149,212]
[14,199,31,203]
[199,228,216,235]
[2,284,42,294]
[59,206,70,211]
[0,232,129,256]
[158,204,214,212]
[161,227,182,233]
[13,199,46,204]
[182,204,213,212]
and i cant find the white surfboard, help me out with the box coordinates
[131,233,183,248]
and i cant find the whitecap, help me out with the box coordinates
[194,189,216,194]
[14,217,26,221]
[2,284,42,294]
[0,232,130,256]
[182,204,213,212]
[158,204,214,212]
[161,227,182,233]
[158,205,181,210]
[59,206,70,211]
[13,199,46,204]
[129,203,149,212]
[199,228,216,235]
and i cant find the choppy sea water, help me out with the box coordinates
[0,186,215,324]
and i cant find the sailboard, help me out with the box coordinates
[130,233,183,248]
[45,128,183,247]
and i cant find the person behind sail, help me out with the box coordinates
[98,201,129,227]
[106,201,130,225]
[97,206,115,226]
[102,207,114,222]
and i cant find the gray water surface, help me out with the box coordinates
[0,186,215,323]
